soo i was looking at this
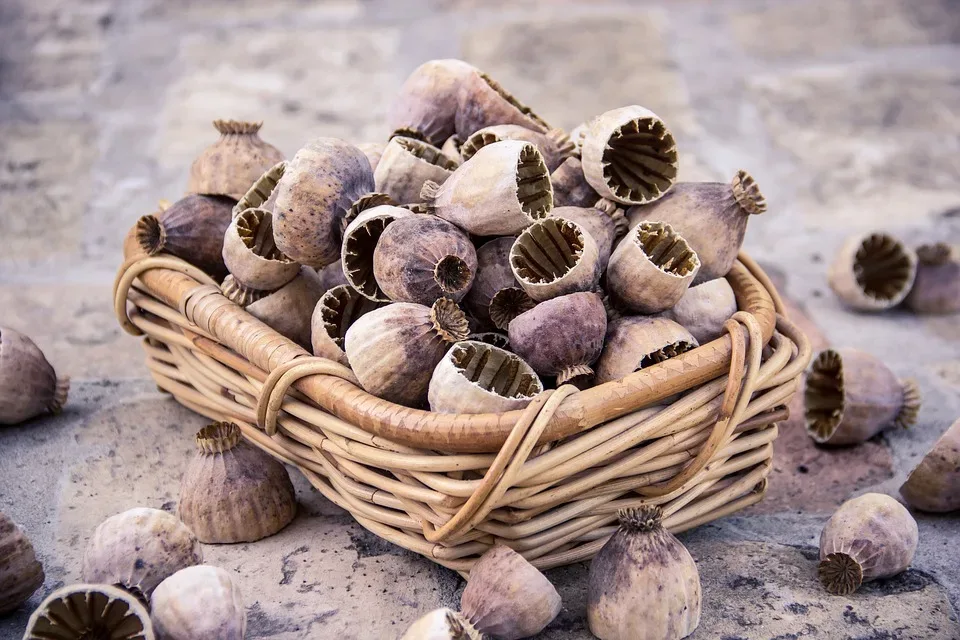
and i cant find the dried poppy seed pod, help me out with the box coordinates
[440,135,463,165]
[460,124,576,172]
[225,267,324,349]
[356,142,386,172]
[581,106,678,206]
[179,422,296,543]
[222,208,299,291]
[311,285,385,366]
[0,327,69,425]
[272,137,376,267]
[390,59,479,146]
[903,243,960,314]
[24,584,154,640]
[805,348,921,446]
[468,332,510,350]
[900,417,960,512]
[345,299,470,407]
[0,512,43,614]
[188,120,284,200]
[659,278,738,344]
[552,201,626,271]
[373,215,478,305]
[401,608,481,640]
[827,232,918,311]
[588,506,701,640]
[595,316,698,385]
[510,217,602,302]
[232,160,286,217]
[488,287,536,332]
[464,237,529,328]
[374,136,458,205]
[509,292,606,384]
[316,259,349,291]
[422,140,553,236]
[627,170,766,284]
[136,195,236,279]
[342,204,412,301]
[82,507,203,602]
[461,545,561,640]
[818,493,918,595]
[455,69,550,139]
[551,157,599,208]
[429,341,543,414]
[606,221,700,313]
[151,565,245,640]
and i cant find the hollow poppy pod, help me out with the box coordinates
[374,136,458,205]
[311,284,385,367]
[595,316,698,384]
[341,204,412,301]
[827,232,918,311]
[455,69,551,139]
[900,417,960,513]
[460,124,576,172]
[221,208,299,292]
[428,341,543,414]
[24,584,155,640]
[903,242,960,314]
[187,119,284,200]
[389,59,479,146]
[510,217,602,302]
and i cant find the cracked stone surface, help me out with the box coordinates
[1,0,959,638]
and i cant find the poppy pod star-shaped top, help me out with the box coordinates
[188,120,285,201]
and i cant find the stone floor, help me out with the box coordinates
[1,0,959,638]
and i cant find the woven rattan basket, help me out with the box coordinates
[114,223,811,573]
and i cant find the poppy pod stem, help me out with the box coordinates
[730,169,767,216]
[135,214,166,255]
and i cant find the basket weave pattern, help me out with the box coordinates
[114,233,810,572]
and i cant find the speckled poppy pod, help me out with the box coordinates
[580,105,678,206]
[606,221,700,314]
[818,493,918,596]
[374,136,458,205]
[827,232,918,311]
[187,120,285,200]
[804,348,921,446]
[272,137,376,267]
[0,512,44,614]
[595,316,698,385]
[551,157,599,208]
[509,291,607,384]
[421,140,553,237]
[240,267,325,349]
[178,422,297,544]
[455,69,551,139]
[0,326,69,425]
[232,160,286,217]
[464,237,530,329]
[151,565,245,640]
[460,124,576,172]
[429,341,543,414]
[904,243,960,314]
[356,142,386,172]
[510,217,602,302]
[552,200,627,271]
[24,584,154,640]
[135,195,236,280]
[373,214,478,305]
[341,204,412,301]
[389,59,479,146]
[401,608,481,640]
[660,278,738,344]
[222,208,299,292]
[345,298,470,407]
[311,284,385,366]
[900,417,960,512]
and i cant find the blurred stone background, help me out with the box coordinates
[1,0,959,637]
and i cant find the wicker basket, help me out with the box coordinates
[113,224,811,573]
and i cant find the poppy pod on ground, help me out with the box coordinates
[900,417,960,512]
[0,512,44,614]
[24,584,155,640]
[827,232,918,311]
[903,242,960,314]
[151,565,246,640]
[0,327,69,425]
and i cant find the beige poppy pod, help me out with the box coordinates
[344,299,470,407]
[232,160,286,217]
[24,584,154,640]
[595,316,699,385]
[509,292,607,384]
[428,341,543,414]
[374,136,458,205]
[510,217,602,302]
[900,417,960,512]
[627,170,766,284]
[460,124,576,172]
[827,232,918,311]
[342,204,412,301]
[455,69,551,139]
[389,59,479,146]
[552,201,627,271]
[187,120,285,200]
[136,195,236,280]
[903,243,960,314]
[0,327,69,425]
[272,137,376,267]
[356,142,386,172]
[151,565,245,640]
[659,278,738,344]
[805,348,921,446]
[241,267,325,349]
[401,608,482,640]
[178,422,296,544]
[588,506,701,640]
[606,221,700,313]
[461,545,561,640]
[551,156,599,208]
[818,493,918,595]
[82,507,203,602]
[0,512,44,614]
[311,284,385,366]
[464,237,522,327]
[316,259,349,291]
[422,140,553,237]
[440,134,463,165]
[221,208,299,291]
[373,214,477,305]
[581,106,678,206]
[467,331,510,350]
